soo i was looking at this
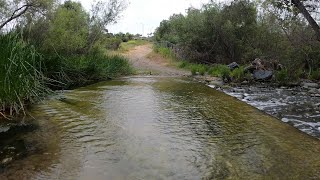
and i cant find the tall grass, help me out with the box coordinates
[42,47,133,89]
[153,46,176,59]
[0,34,49,116]
[208,65,231,78]
[0,34,133,117]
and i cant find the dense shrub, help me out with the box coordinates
[275,69,289,84]
[209,65,231,79]
[310,69,320,81]
[230,67,246,82]
[105,38,122,50]
[154,0,320,75]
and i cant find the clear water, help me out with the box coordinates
[2,77,320,179]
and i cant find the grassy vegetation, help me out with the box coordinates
[154,45,277,82]
[310,69,320,81]
[0,34,133,117]
[118,40,149,52]
[153,45,233,77]
[0,1,135,119]
[208,65,231,78]
[0,34,49,116]
[43,47,133,89]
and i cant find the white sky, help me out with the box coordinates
[79,0,213,36]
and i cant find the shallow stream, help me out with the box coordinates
[1,77,320,179]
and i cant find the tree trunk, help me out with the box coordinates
[292,0,320,41]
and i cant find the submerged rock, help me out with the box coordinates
[0,140,27,167]
[0,122,37,167]
[0,123,37,140]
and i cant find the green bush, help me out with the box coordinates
[155,46,175,59]
[0,34,49,115]
[275,69,289,84]
[105,38,122,50]
[209,64,231,78]
[178,61,190,68]
[191,67,197,75]
[310,69,320,81]
[188,64,208,76]
[198,66,206,75]
[42,46,133,89]
[230,67,246,82]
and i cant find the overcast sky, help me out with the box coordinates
[79,0,214,36]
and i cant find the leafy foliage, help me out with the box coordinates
[44,1,89,54]
[154,0,320,76]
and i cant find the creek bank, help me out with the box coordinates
[195,75,320,139]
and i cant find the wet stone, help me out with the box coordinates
[303,82,319,89]
[0,123,37,140]
[0,122,37,167]
[308,88,318,94]
[217,84,320,139]
[0,140,27,167]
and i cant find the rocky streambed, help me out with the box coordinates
[207,79,320,139]
[0,121,38,168]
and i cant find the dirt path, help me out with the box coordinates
[124,44,189,76]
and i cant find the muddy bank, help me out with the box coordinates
[202,77,320,139]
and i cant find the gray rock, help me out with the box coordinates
[303,82,319,89]
[233,88,246,93]
[227,62,240,71]
[0,126,10,133]
[253,70,273,80]
[209,80,224,87]
[244,65,255,73]
[308,88,318,94]
[1,157,12,165]
[0,123,37,140]
[241,81,249,85]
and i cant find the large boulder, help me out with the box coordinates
[253,70,273,80]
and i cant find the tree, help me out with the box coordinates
[271,0,320,40]
[44,1,89,54]
[88,0,127,48]
[0,0,55,30]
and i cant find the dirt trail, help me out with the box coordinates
[124,44,189,76]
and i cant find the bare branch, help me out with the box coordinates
[0,3,34,29]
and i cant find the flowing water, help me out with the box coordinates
[1,77,320,179]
